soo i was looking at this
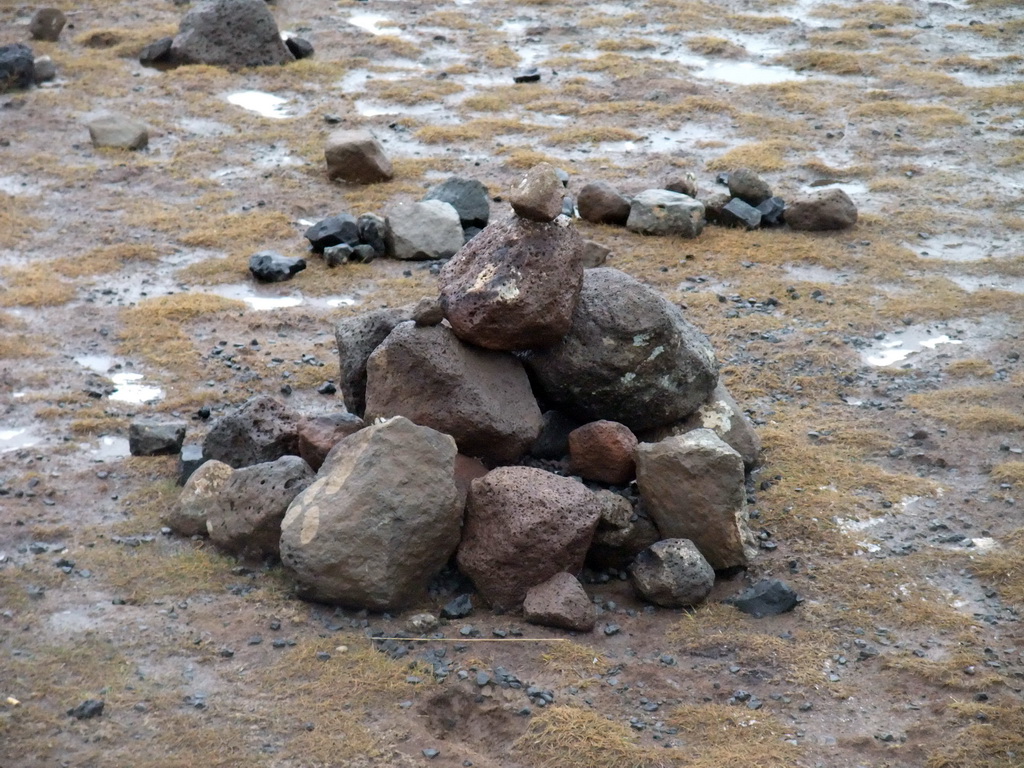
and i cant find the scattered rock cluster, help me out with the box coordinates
[164,165,770,630]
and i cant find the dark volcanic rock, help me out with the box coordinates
[249,251,306,282]
[785,188,858,231]
[68,700,104,720]
[297,412,365,471]
[577,181,631,226]
[756,196,786,226]
[720,198,762,230]
[335,307,414,417]
[139,37,175,68]
[424,176,490,229]
[171,0,294,68]
[1,44,36,92]
[727,168,772,206]
[726,579,799,617]
[568,420,638,486]
[530,411,580,461]
[129,419,186,456]
[202,395,300,468]
[284,36,314,60]
[30,9,67,42]
[305,214,359,253]
[628,539,714,608]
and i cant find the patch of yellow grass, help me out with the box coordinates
[415,118,545,143]
[373,77,464,105]
[946,359,996,378]
[927,700,1024,768]
[966,529,1024,606]
[810,1,917,25]
[664,703,804,767]
[179,210,296,255]
[595,36,657,52]
[781,50,878,75]
[706,140,791,172]
[548,125,641,144]
[0,263,77,307]
[482,45,521,67]
[687,35,746,57]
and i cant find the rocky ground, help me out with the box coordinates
[2,0,1024,766]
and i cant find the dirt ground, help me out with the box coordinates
[2,0,1024,766]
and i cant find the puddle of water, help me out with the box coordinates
[348,13,407,38]
[863,329,963,367]
[0,427,41,453]
[75,354,117,374]
[109,373,165,404]
[947,274,1024,294]
[206,285,359,311]
[697,60,806,85]
[906,234,992,262]
[226,91,290,119]
[354,100,443,118]
[88,435,131,460]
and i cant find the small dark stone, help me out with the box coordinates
[284,36,314,60]
[351,244,377,264]
[513,68,541,83]
[720,198,762,230]
[441,594,473,619]
[129,419,187,457]
[356,213,387,257]
[249,251,306,282]
[248,635,263,645]
[317,381,337,395]
[423,176,490,229]
[139,37,174,68]
[603,624,621,636]
[177,444,206,486]
[725,579,799,618]
[756,196,786,226]
[0,44,36,92]
[305,214,360,253]
[68,699,104,720]
[323,243,354,267]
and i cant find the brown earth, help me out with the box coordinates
[2,0,1024,767]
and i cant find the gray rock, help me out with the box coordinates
[284,36,314,60]
[357,213,387,257]
[202,395,300,468]
[664,174,698,198]
[177,443,206,486]
[456,467,601,610]
[305,214,359,253]
[441,594,473,619]
[701,192,731,225]
[139,37,175,68]
[249,251,305,282]
[32,56,56,83]
[424,176,490,229]
[128,419,186,456]
[581,240,611,268]
[510,163,564,223]
[726,579,799,617]
[207,455,315,559]
[635,429,757,569]
[626,190,705,238]
[296,412,365,471]
[628,539,715,608]
[438,213,584,351]
[87,115,149,151]
[594,490,634,530]
[171,0,294,68]
[785,188,858,231]
[280,417,462,610]
[167,459,233,536]
[588,509,661,570]
[323,243,354,267]
[720,198,762,230]
[727,168,772,206]
[29,9,66,41]
[756,196,786,226]
[334,306,413,417]
[385,200,463,261]
[411,296,444,326]
[0,44,34,92]
[524,268,718,432]
[577,181,631,226]
[324,129,393,184]
[523,573,596,632]
[365,322,542,464]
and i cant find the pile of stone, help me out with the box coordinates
[166,162,767,632]
[1,6,64,94]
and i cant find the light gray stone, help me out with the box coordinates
[170,0,294,68]
[626,189,705,238]
[628,539,715,608]
[87,115,149,151]
[128,419,186,456]
[166,459,233,537]
[385,200,464,260]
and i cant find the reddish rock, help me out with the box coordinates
[454,454,489,509]
[438,214,584,351]
[568,420,638,485]
[456,467,601,610]
[523,573,596,632]
[324,129,393,184]
[785,188,857,231]
[297,412,365,471]
[577,181,631,226]
[509,162,564,222]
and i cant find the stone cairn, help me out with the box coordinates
[166,163,774,631]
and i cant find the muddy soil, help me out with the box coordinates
[2,1,1024,767]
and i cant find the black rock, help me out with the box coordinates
[0,44,35,92]
[177,443,206,486]
[442,594,474,619]
[423,176,490,229]
[305,214,360,253]
[249,251,306,282]
[284,36,314,60]
[720,198,762,230]
[139,37,175,68]
[323,243,353,267]
[68,699,104,720]
[513,67,541,83]
[756,196,786,226]
[317,381,337,395]
[530,410,579,460]
[726,579,799,618]
[356,213,387,257]
[351,244,377,263]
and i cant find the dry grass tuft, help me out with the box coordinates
[687,35,746,57]
[991,462,1024,486]
[705,141,792,172]
[665,703,804,767]
[927,700,1024,767]
[906,388,1024,432]
[945,359,996,378]
[965,529,1024,606]
[0,263,77,307]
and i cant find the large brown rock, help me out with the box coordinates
[334,306,413,417]
[525,268,719,432]
[202,395,300,468]
[171,0,294,68]
[568,420,638,486]
[280,417,462,610]
[523,573,596,632]
[297,412,366,471]
[206,456,315,559]
[438,214,585,351]
[456,467,601,610]
[29,9,66,42]
[785,188,858,231]
[635,429,757,569]
[365,322,542,464]
[325,129,394,184]
[727,168,772,206]
[577,181,631,226]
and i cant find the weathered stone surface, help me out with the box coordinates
[297,412,365,471]
[626,190,705,238]
[635,429,757,569]
[334,307,413,417]
[523,572,596,632]
[701,192,731,225]
[664,174,698,198]
[510,163,564,223]
[424,176,490,229]
[167,459,233,536]
[129,419,186,456]
[628,539,715,608]
[456,467,601,610]
[438,214,584,351]
[171,0,294,68]
[568,420,638,486]
[641,383,762,470]
[357,213,387,257]
[280,417,462,610]
[530,410,579,461]
[32,56,55,83]
[87,115,149,150]
[411,296,444,326]
[581,240,611,268]
[0,44,34,92]
[385,200,463,260]
[577,181,631,226]
[324,129,393,184]
[30,8,66,41]
[525,268,719,432]
[202,395,300,468]
[720,198,762,230]
[304,214,359,253]
[249,251,305,282]
[365,322,542,464]
[756,196,786,226]
[785,188,858,231]
[594,490,634,530]
[454,454,489,510]
[726,578,799,617]
[177,443,206,486]
[207,456,315,559]
[727,168,772,206]
[588,508,661,570]
[139,37,174,68]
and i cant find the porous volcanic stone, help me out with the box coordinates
[568,420,638,486]
[139,37,174,68]
[334,306,413,417]
[525,268,718,432]
[129,419,186,456]
[0,44,34,92]
[206,455,315,559]
[364,322,542,464]
[510,163,564,223]
[385,200,463,260]
[87,115,149,150]
[202,395,300,468]
[171,0,294,68]
[628,539,715,608]
[30,9,66,41]
[166,459,233,536]
[785,188,858,231]
[456,466,601,610]
[626,190,705,238]
[438,214,585,351]
[280,417,462,610]
[297,412,365,471]
[523,572,596,632]
[577,181,631,226]
[727,168,772,206]
[324,129,393,184]
[424,176,490,229]
[635,429,757,569]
